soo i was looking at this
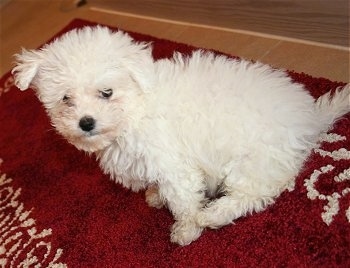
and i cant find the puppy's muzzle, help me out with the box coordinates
[79,116,96,132]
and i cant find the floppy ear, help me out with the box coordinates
[113,30,155,92]
[127,43,155,93]
[12,48,42,91]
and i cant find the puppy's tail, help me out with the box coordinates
[315,84,350,131]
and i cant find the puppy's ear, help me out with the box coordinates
[12,48,42,91]
[113,31,155,92]
[127,43,155,93]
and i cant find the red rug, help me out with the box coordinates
[0,19,349,267]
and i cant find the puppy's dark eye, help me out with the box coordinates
[62,95,74,106]
[100,88,113,99]
[62,95,69,102]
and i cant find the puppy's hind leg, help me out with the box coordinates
[196,177,276,229]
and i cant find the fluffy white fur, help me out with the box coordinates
[12,26,350,245]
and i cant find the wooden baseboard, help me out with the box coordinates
[89,0,349,48]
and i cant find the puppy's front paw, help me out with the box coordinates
[170,220,203,246]
[145,185,165,209]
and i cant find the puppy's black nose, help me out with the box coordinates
[79,116,95,132]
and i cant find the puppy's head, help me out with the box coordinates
[12,26,154,152]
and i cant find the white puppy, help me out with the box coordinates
[12,26,350,245]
